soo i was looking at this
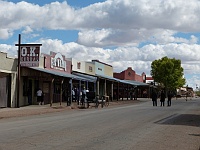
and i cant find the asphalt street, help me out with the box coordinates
[0,98,199,150]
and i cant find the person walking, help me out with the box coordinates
[72,88,75,102]
[81,87,87,106]
[160,90,165,107]
[152,90,157,106]
[37,88,43,105]
[167,91,172,106]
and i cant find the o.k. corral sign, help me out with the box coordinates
[20,44,42,67]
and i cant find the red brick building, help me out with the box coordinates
[113,67,146,82]
[113,67,150,98]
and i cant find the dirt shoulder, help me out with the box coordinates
[0,99,146,119]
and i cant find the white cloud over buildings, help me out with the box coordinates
[0,0,200,89]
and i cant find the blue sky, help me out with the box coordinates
[1,0,200,90]
[2,0,106,44]
[6,0,106,7]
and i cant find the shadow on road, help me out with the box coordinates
[155,114,200,127]
[188,134,200,137]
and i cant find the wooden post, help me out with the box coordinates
[50,78,54,107]
[17,34,21,108]
[60,79,64,106]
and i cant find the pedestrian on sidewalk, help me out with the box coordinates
[37,88,43,105]
[152,90,157,106]
[81,87,86,106]
[167,91,172,106]
[160,90,165,107]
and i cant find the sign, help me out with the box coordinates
[50,53,66,71]
[20,46,40,67]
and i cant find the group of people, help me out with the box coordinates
[72,87,89,105]
[36,86,90,106]
[35,87,174,107]
[152,89,173,107]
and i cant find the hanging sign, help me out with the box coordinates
[19,44,41,67]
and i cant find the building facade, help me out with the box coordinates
[0,52,17,107]
[113,67,150,98]
[0,49,150,107]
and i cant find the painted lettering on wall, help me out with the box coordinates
[20,46,40,67]
[98,68,102,71]
[51,53,66,71]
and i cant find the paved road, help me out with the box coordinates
[0,98,200,150]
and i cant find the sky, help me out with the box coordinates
[0,0,200,90]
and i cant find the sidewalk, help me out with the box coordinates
[0,98,149,119]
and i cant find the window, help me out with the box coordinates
[77,62,81,69]
[89,66,93,72]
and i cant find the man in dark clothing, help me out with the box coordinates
[81,87,86,105]
[74,87,79,102]
[160,90,165,107]
[152,90,157,106]
[167,91,172,106]
[134,88,138,100]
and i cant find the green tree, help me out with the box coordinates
[195,90,200,97]
[151,56,185,90]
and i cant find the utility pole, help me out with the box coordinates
[16,34,21,108]
[15,35,42,108]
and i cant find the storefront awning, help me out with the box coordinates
[30,67,96,82]
[95,74,140,86]
[95,74,149,86]
[95,74,119,82]
[72,72,97,82]
[123,80,150,86]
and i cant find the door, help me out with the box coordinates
[28,79,32,105]
[0,76,8,107]
[43,82,50,104]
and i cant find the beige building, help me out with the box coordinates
[0,52,17,107]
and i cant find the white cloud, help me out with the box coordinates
[149,30,198,44]
[185,74,200,90]
[1,37,200,89]
[0,44,17,57]
[0,0,200,46]
[77,29,146,47]
[42,39,200,80]
[0,29,13,39]
[22,26,33,34]
[31,39,200,76]
[1,0,200,89]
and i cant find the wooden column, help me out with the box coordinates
[50,78,54,107]
[60,79,64,106]
[111,82,113,102]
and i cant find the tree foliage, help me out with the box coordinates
[195,90,200,97]
[151,56,185,89]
